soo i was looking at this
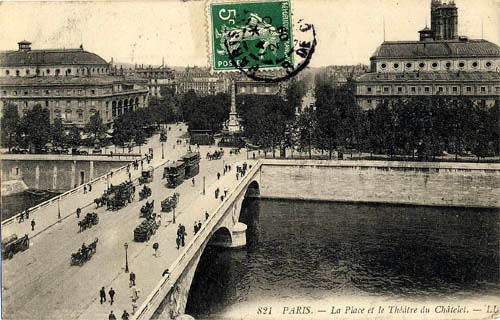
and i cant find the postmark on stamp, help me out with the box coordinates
[209,0,294,71]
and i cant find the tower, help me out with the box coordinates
[431,0,458,40]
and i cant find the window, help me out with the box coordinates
[13,91,18,96]
[46,69,50,74]
[419,62,425,68]
[2,90,6,95]
[466,87,472,92]
[480,87,486,92]
[458,62,465,68]
[431,62,438,68]
[55,69,60,76]
[45,101,49,107]
[78,90,83,95]
[5,70,9,75]
[452,87,458,92]
[438,87,444,92]
[381,63,387,69]
[36,69,40,75]
[91,89,96,95]
[65,109,72,120]
[472,62,478,68]
[406,63,412,68]
[424,87,430,93]
[411,87,416,93]
[397,87,403,93]
[15,70,20,76]
[54,109,61,118]
[496,87,500,93]
[367,87,372,92]
[393,63,399,69]
[24,91,28,95]
[77,110,83,120]
[45,90,50,95]
[67,69,71,75]
[485,61,492,68]
[383,87,389,92]
[446,62,451,68]
[367,99,372,104]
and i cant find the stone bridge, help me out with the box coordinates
[134,160,262,320]
[134,159,500,320]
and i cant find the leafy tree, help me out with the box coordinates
[294,106,316,158]
[84,112,107,147]
[19,104,51,153]
[0,103,20,151]
[51,117,67,148]
[67,127,82,150]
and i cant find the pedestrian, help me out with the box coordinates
[236,172,239,180]
[131,285,139,302]
[109,287,115,305]
[25,208,29,220]
[100,286,106,304]
[217,172,220,180]
[221,195,224,202]
[162,268,170,277]
[153,242,159,257]
[131,301,138,315]
[128,172,131,181]
[76,207,81,218]
[224,188,228,197]
[121,310,129,320]
[194,222,198,234]
[192,177,195,186]
[198,221,202,231]
[205,210,209,220]
[84,185,87,194]
[253,152,255,159]
[129,272,136,287]
[31,219,35,231]
[18,212,24,223]
[109,310,117,320]
[176,236,180,250]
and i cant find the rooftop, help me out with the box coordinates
[371,39,500,59]
[0,48,108,67]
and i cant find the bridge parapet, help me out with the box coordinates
[133,160,262,320]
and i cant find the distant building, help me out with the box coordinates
[355,0,500,110]
[0,41,149,127]
[123,65,175,98]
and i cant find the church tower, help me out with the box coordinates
[430,0,458,40]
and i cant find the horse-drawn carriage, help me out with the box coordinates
[230,147,241,155]
[133,217,159,242]
[206,149,224,160]
[161,193,179,212]
[160,132,167,142]
[139,169,154,185]
[95,181,135,210]
[78,212,99,232]
[139,185,152,200]
[140,200,155,219]
[1,234,29,259]
[70,238,98,266]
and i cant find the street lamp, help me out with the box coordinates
[162,142,164,159]
[124,242,129,273]
[172,205,176,224]
[57,197,61,219]
[222,159,225,175]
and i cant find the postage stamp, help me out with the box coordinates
[208,0,294,72]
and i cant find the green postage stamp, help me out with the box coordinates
[208,0,294,71]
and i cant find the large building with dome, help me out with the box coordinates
[0,41,149,127]
[355,0,500,110]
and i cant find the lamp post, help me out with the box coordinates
[222,159,225,175]
[57,197,61,219]
[172,205,176,224]
[124,242,129,273]
[162,142,164,159]
[203,176,205,195]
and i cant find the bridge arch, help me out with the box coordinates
[207,226,232,247]
[244,180,260,198]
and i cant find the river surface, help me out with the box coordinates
[1,192,60,221]
[185,199,499,319]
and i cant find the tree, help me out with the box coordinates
[67,127,82,150]
[51,117,67,148]
[294,106,316,158]
[0,103,20,151]
[84,112,107,147]
[19,104,51,153]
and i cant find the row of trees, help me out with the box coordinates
[237,81,500,161]
[1,104,108,153]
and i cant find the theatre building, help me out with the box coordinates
[355,0,500,110]
[0,41,149,127]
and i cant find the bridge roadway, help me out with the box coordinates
[1,125,252,320]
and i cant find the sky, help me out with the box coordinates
[0,0,499,68]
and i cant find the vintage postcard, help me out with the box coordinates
[1,0,499,320]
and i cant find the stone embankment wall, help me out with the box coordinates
[259,160,500,208]
[1,159,131,192]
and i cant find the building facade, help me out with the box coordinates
[355,1,500,110]
[0,41,149,127]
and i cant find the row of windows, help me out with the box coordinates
[2,88,101,96]
[379,60,494,70]
[366,86,500,94]
[5,67,108,76]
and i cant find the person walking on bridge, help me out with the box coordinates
[25,208,29,220]
[100,287,106,304]
[109,287,115,305]
[129,272,136,288]
[31,219,35,231]
[121,310,129,320]
[108,310,117,320]
[18,212,24,223]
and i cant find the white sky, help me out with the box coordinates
[0,0,499,67]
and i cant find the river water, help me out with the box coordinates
[1,192,60,221]
[185,199,499,319]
